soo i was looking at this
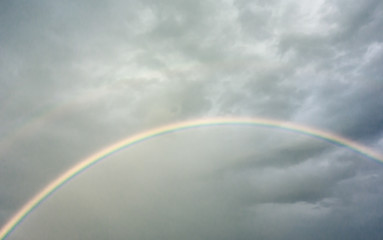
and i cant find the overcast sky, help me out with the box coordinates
[1,0,383,239]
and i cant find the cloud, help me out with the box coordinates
[1,0,383,239]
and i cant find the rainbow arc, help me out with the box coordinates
[1,117,382,239]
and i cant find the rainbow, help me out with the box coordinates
[1,117,382,239]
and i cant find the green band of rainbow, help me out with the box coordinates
[1,117,382,239]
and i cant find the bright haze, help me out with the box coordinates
[1,0,383,239]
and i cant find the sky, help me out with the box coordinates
[1,0,383,239]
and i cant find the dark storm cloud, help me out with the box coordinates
[1,0,383,239]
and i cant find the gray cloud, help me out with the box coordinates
[1,0,383,239]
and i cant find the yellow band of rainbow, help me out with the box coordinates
[1,117,382,239]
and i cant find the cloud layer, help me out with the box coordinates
[1,0,383,239]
